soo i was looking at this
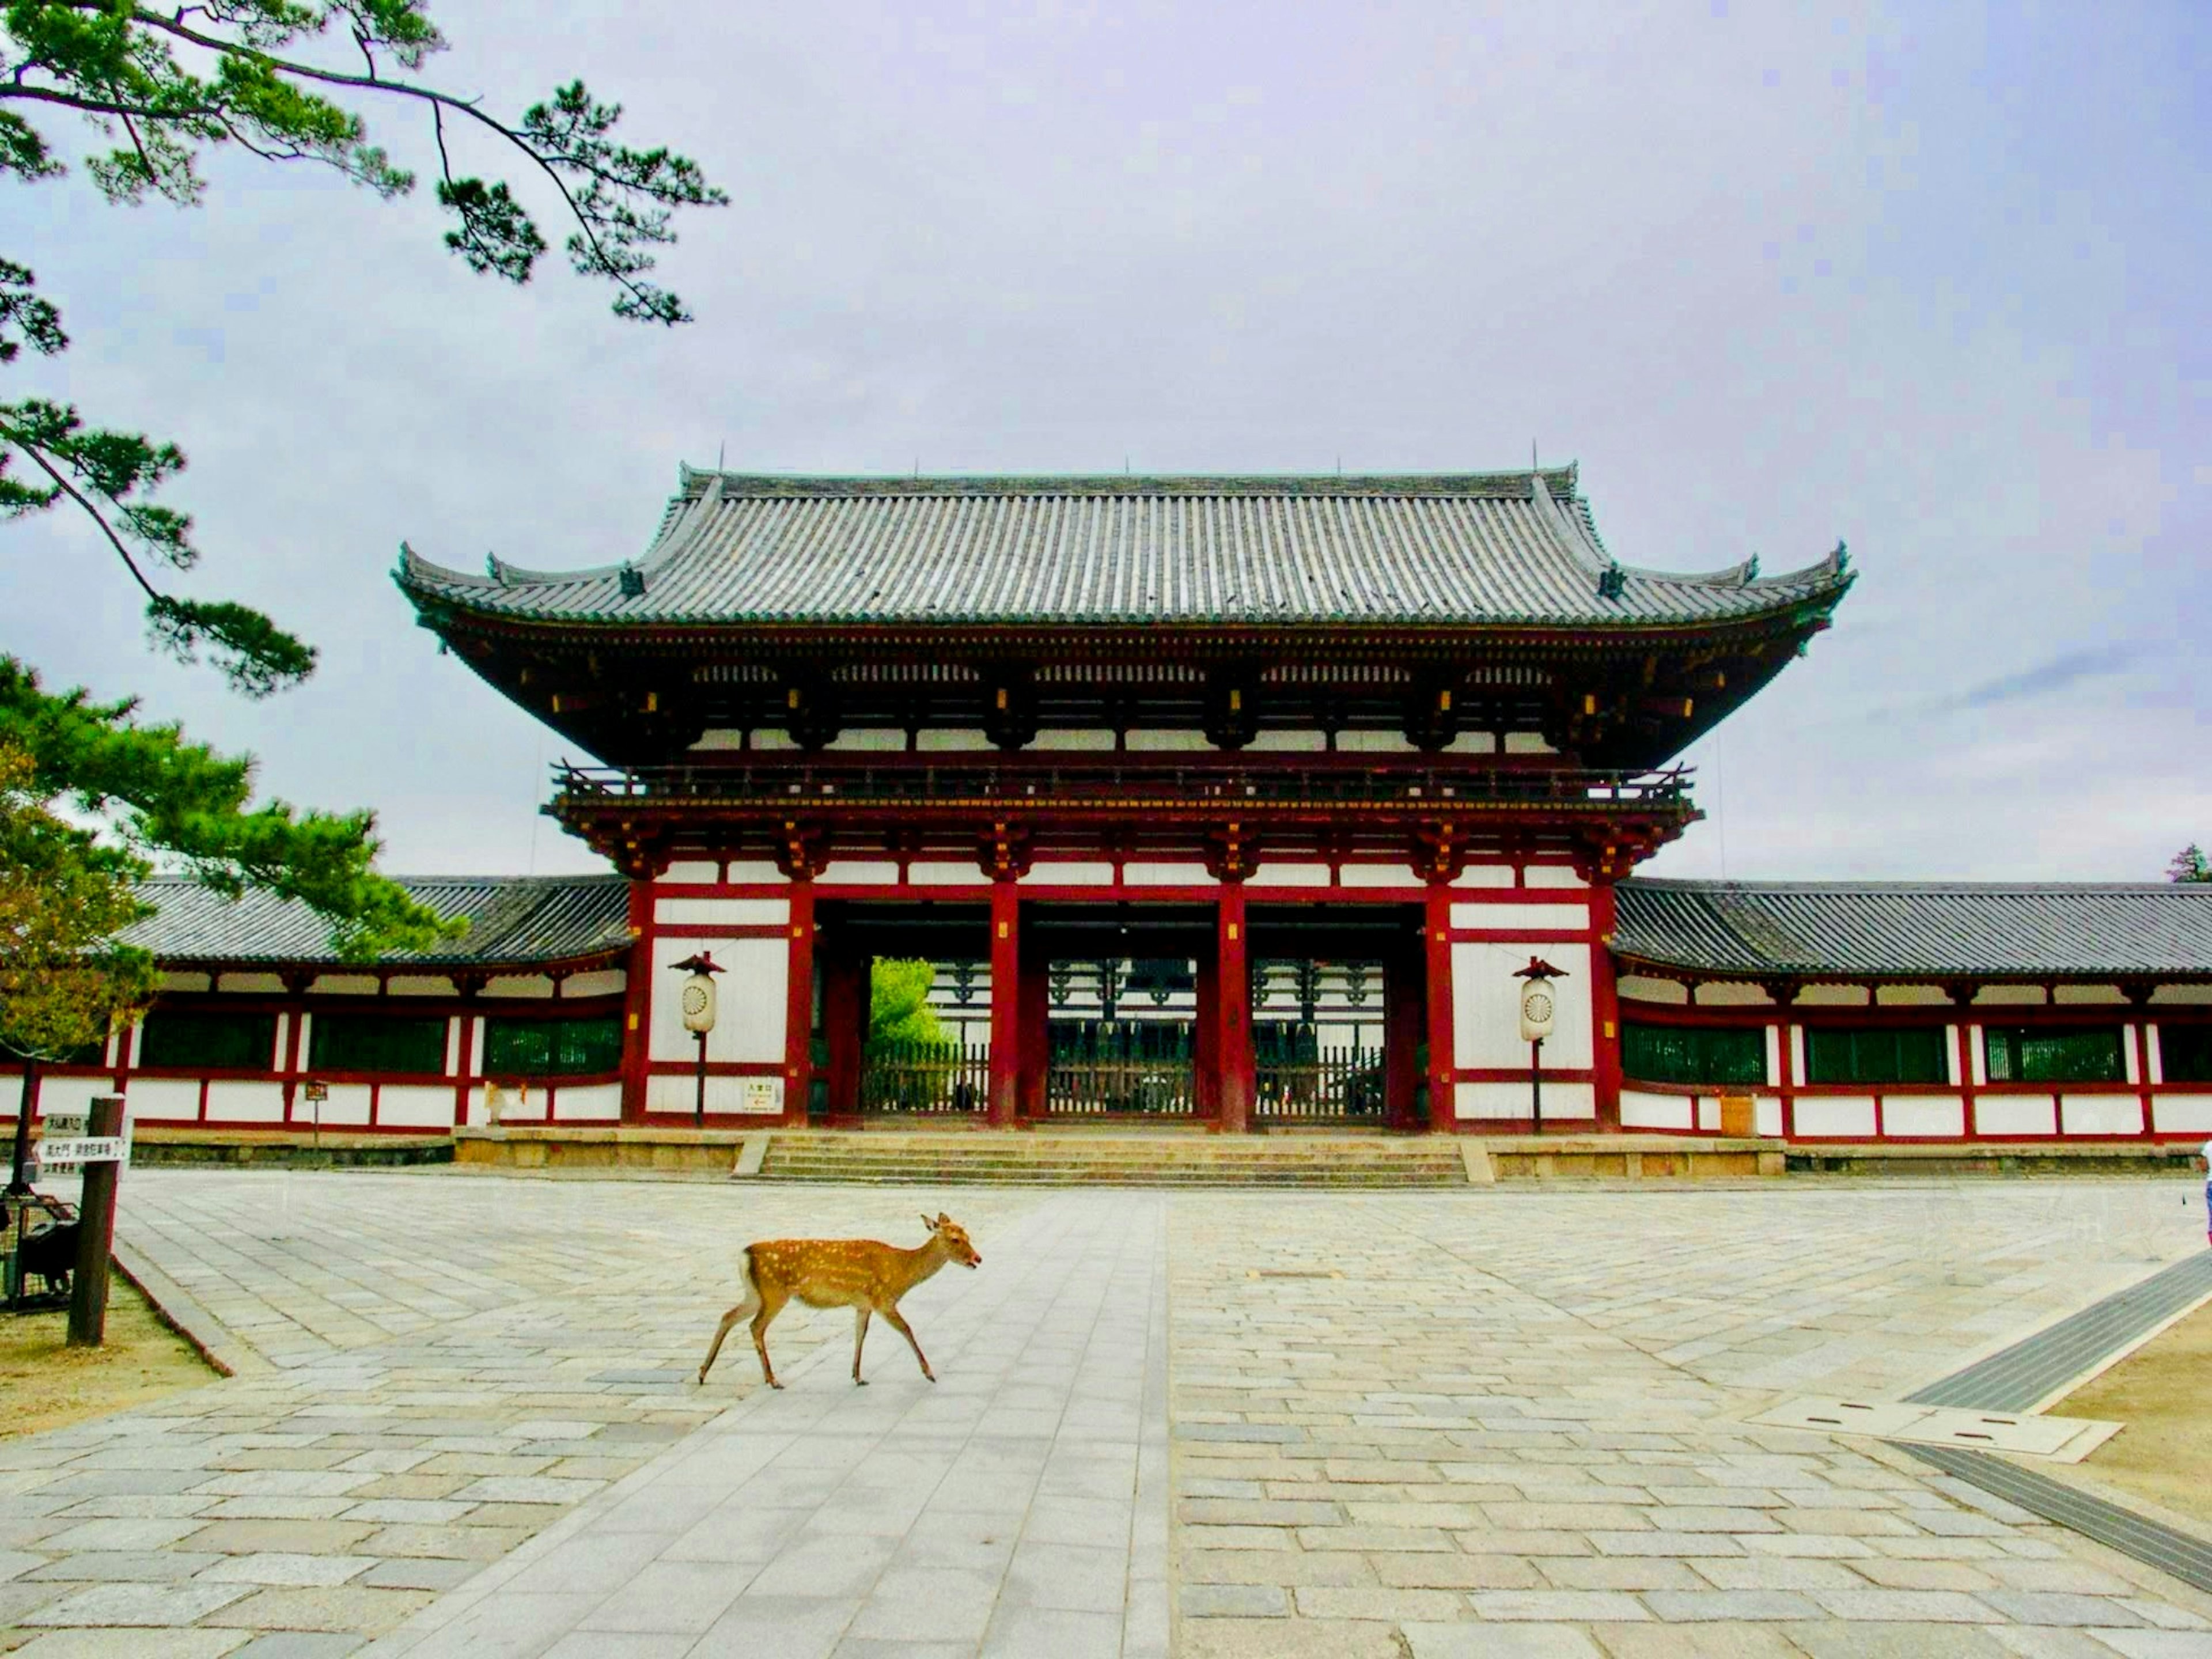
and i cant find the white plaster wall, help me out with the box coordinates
[1794,1096,1876,1137]
[1253,865,1330,888]
[1755,1097,1783,1137]
[1445,733,1498,754]
[2151,985,2212,1004]
[1502,732,1557,755]
[203,1081,284,1123]
[1696,982,1775,1007]
[1523,868,1588,889]
[752,729,798,751]
[1764,1027,1781,1082]
[1336,731,1416,753]
[1126,863,1214,885]
[1946,1027,1963,1085]
[1618,976,1688,1005]
[2124,1026,2141,1085]
[2056,984,2127,1005]
[1449,903,1588,934]
[1022,863,1114,885]
[649,936,788,1065]
[554,1083,623,1123]
[645,1074,783,1115]
[2061,1095,2143,1135]
[655,897,789,927]
[1245,731,1328,752]
[291,1012,310,1067]
[564,969,627,1000]
[26,1075,119,1122]
[124,1078,200,1121]
[222,972,287,994]
[1794,984,1870,1007]
[820,861,900,884]
[1976,986,2046,1005]
[1875,985,1951,1006]
[664,859,721,882]
[1455,1080,1594,1119]
[723,861,788,884]
[1883,1096,1965,1137]
[388,976,456,998]
[308,974,377,996]
[273,1013,291,1069]
[444,1020,461,1076]
[1620,1089,1692,1130]
[1339,865,1412,888]
[1451,867,1514,889]
[479,1081,546,1124]
[1975,1096,2055,1136]
[160,971,211,993]
[1451,942,1593,1070]
[484,975,556,999]
[1122,729,1211,752]
[2152,1094,2212,1132]
[826,729,906,751]
[910,863,989,885]
[301,1084,372,1127]
[1033,729,1117,751]
[1695,1098,1719,1131]
[1969,1027,1987,1085]
[2149,1028,2166,1086]
[378,1085,456,1129]
[1789,1025,1806,1082]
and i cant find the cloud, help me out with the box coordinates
[1937,643,2145,714]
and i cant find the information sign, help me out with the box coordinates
[39,1135,130,1175]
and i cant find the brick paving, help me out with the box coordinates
[0,1172,2203,1656]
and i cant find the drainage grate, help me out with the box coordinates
[1906,1253,2212,1412]
[1898,1443,2212,1598]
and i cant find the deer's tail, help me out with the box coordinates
[734,1244,763,1316]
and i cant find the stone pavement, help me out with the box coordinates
[0,1171,2203,1657]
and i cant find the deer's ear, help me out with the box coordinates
[935,1211,951,1226]
[921,1213,937,1232]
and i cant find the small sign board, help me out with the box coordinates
[302,1080,329,1103]
[42,1114,86,1139]
[738,1078,783,1116]
[40,1134,130,1175]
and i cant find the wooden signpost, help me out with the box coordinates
[44,1097,127,1348]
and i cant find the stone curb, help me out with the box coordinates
[109,1237,274,1379]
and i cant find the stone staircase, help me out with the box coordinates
[751,1129,1469,1187]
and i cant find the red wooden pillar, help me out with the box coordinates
[987,880,1021,1126]
[1384,936,1424,1130]
[1425,882,1456,1132]
[821,946,869,1123]
[783,880,817,1124]
[1588,881,1623,1130]
[618,880,654,1123]
[1018,938,1050,1123]
[1194,946,1220,1118]
[1216,885,1253,1132]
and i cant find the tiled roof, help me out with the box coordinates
[396,467,1853,630]
[1613,880,2212,980]
[120,876,633,968]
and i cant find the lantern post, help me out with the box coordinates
[1514,957,1566,1135]
[670,953,724,1127]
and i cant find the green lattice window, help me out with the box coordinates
[2156,1023,2212,1083]
[1984,1025,2124,1084]
[1805,1027,1949,1086]
[1620,1022,1766,1086]
[309,1014,448,1075]
[482,1015,623,1078]
[137,1010,278,1070]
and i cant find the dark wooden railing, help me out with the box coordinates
[1255,1048,1388,1123]
[554,760,1692,812]
[860,1039,988,1115]
[1046,1059,1199,1117]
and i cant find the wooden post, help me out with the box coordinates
[1587,880,1624,1130]
[987,880,1020,1126]
[1425,882,1456,1131]
[1216,886,1253,1132]
[783,880,817,1124]
[67,1096,124,1349]
[7,1055,39,1196]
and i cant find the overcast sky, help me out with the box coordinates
[10,1,2206,883]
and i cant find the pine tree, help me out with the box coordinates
[2169,844,2212,884]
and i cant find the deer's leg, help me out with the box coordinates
[881,1305,935,1382]
[853,1306,872,1385]
[751,1289,789,1389]
[698,1276,763,1385]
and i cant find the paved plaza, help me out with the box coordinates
[0,1171,2202,1656]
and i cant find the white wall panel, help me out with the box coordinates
[124,1079,200,1122]
[1794,984,1869,1007]
[1245,731,1328,752]
[1449,903,1587,934]
[819,862,900,884]
[1452,943,1593,1070]
[1523,867,1588,889]
[1451,866,1514,888]
[825,729,904,751]
[1339,865,1414,888]
[649,936,788,1064]
[1454,1080,1594,1119]
[1126,863,1213,885]
[1696,982,1775,1007]
[563,970,627,1000]
[1975,1096,2055,1136]
[1695,1097,1718,1131]
[388,976,457,998]
[484,975,556,999]
[1253,865,1330,888]
[377,1085,455,1129]
[1794,1096,1876,1137]
[645,1074,783,1115]
[223,972,288,994]
[1874,985,1951,1006]
[1618,976,1688,1005]
[915,728,993,752]
[306,974,376,996]
[2061,1095,2143,1136]
[553,1083,623,1123]
[1755,1097,1783,1137]
[1620,1090,1692,1130]
[2152,1094,2212,1132]
[910,862,989,885]
[655,897,789,927]
[203,1081,284,1123]
[1032,729,1116,751]
[26,1075,118,1122]
[1764,1027,1782,1083]
[2123,1026,2141,1085]
[1023,863,1114,885]
[663,859,721,882]
[1881,1096,1965,1138]
[722,861,787,884]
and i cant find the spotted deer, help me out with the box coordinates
[697,1213,982,1389]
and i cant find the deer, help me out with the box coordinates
[696,1213,982,1390]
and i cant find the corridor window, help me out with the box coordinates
[137,1010,279,1070]
[2157,1023,2212,1083]
[483,1015,623,1078]
[1620,1022,1765,1086]
[1983,1025,2124,1084]
[1805,1027,1948,1086]
[309,1014,448,1075]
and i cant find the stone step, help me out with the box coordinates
[754,1131,1467,1186]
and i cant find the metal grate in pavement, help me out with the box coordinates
[1899,1442,2212,1597]
[1906,1252,2212,1412]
